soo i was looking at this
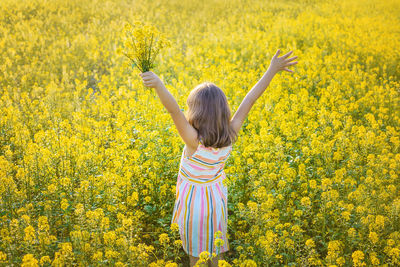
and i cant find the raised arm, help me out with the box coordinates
[230,49,298,134]
[139,71,198,148]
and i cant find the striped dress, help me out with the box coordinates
[171,139,232,257]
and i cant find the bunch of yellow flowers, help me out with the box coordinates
[117,21,170,73]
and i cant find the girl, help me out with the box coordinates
[139,49,298,267]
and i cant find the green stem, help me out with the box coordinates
[148,33,154,70]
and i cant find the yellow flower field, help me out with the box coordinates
[0,0,399,266]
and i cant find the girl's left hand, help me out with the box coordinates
[139,71,163,88]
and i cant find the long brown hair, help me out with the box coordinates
[185,82,237,148]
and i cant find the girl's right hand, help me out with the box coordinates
[268,49,298,74]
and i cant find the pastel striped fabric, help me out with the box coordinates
[171,140,232,257]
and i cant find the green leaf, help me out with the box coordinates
[144,204,155,214]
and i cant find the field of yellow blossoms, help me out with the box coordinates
[0,0,399,266]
